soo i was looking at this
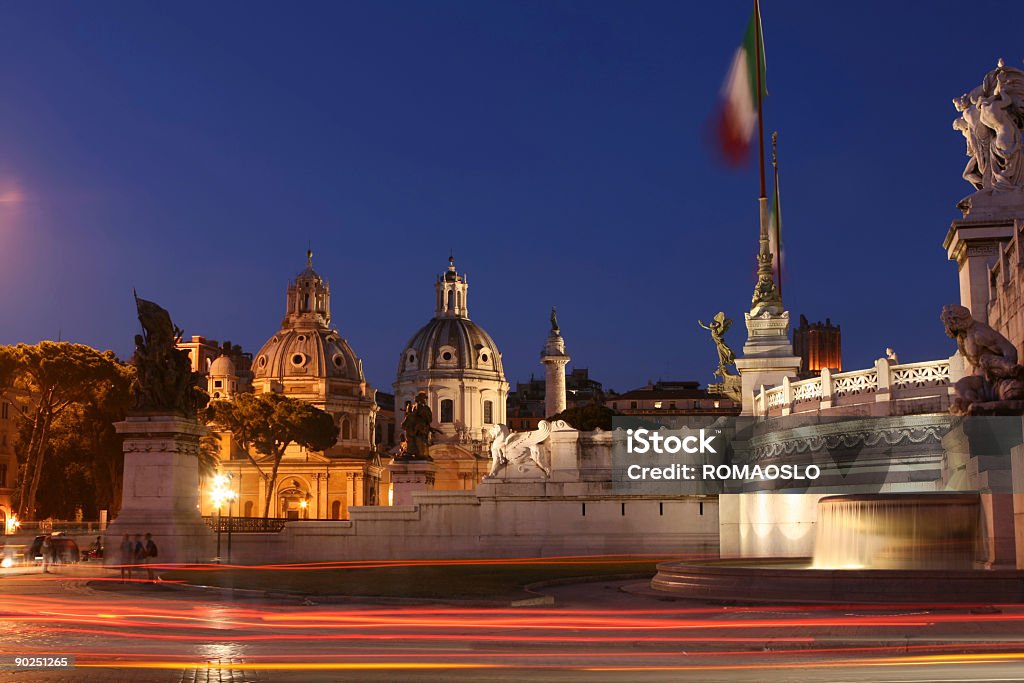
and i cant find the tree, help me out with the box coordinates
[36,361,133,518]
[5,342,126,520]
[548,403,621,432]
[207,393,338,518]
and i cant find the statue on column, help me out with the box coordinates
[952,60,1024,212]
[941,304,1024,415]
[399,392,435,460]
[130,292,201,416]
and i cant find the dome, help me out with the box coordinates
[398,316,503,378]
[254,327,364,383]
[209,355,236,377]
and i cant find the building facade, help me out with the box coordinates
[793,315,842,376]
[198,252,385,520]
[606,380,741,417]
[394,257,507,489]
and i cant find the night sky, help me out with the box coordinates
[0,2,1011,393]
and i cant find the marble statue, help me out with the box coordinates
[131,292,199,415]
[941,304,1024,415]
[953,60,1024,202]
[550,306,559,334]
[487,421,552,477]
[399,391,436,460]
[698,312,737,378]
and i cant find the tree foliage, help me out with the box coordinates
[3,342,129,520]
[207,393,338,518]
[548,403,621,432]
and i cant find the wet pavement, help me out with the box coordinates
[2,564,1024,682]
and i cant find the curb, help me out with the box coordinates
[123,572,656,608]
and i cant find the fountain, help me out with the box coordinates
[811,494,980,571]
[651,491,1023,603]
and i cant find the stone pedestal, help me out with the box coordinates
[1012,442,1024,570]
[734,310,801,415]
[941,417,1021,568]
[388,460,439,506]
[105,415,214,564]
[944,218,1015,321]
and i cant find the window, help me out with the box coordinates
[483,400,494,424]
[630,401,637,410]
[214,380,222,388]
[331,500,342,520]
[341,418,351,440]
[440,399,454,423]
[1,402,7,420]
[244,501,254,517]
[0,463,6,487]
[669,402,676,410]
[654,401,662,409]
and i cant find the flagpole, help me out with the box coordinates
[772,131,782,299]
[754,0,766,201]
[752,0,770,288]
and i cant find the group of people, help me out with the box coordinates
[117,532,159,583]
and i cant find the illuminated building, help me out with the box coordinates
[606,381,740,417]
[793,314,842,375]
[198,251,385,520]
[393,257,507,490]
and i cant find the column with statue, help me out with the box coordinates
[105,293,214,564]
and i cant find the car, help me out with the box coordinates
[27,534,81,564]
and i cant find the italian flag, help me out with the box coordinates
[716,5,767,166]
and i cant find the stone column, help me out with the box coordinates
[541,328,570,418]
[387,460,438,506]
[105,415,214,564]
[944,219,1014,322]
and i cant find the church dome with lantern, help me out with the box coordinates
[251,251,377,455]
[395,257,508,443]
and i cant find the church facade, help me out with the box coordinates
[394,257,508,490]
[196,252,385,520]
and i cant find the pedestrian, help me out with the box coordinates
[119,534,133,583]
[40,535,53,574]
[143,533,158,582]
[132,534,145,579]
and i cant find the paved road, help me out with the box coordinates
[2,565,1024,682]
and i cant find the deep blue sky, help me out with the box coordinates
[0,2,1010,392]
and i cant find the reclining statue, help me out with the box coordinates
[941,304,1024,415]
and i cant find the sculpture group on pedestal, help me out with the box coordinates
[487,421,552,477]
[953,60,1024,210]
[131,292,202,416]
[397,391,436,460]
[942,304,1024,415]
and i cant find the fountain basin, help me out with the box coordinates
[812,493,980,570]
[651,558,1024,604]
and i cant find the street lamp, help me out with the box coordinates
[209,473,236,564]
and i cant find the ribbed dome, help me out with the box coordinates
[209,355,236,376]
[398,317,503,377]
[254,327,364,383]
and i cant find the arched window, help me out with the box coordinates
[243,501,254,517]
[341,418,351,440]
[440,399,454,423]
[483,400,494,424]
[447,290,454,312]
[331,500,342,520]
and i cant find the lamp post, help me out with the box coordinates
[210,473,232,564]
[225,483,237,564]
